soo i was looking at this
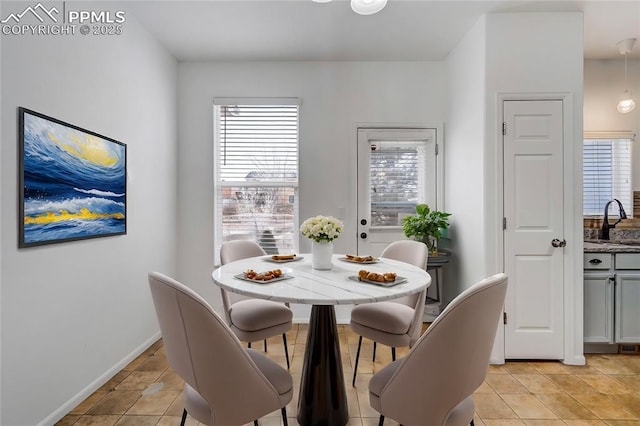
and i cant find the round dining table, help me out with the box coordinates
[211,253,431,426]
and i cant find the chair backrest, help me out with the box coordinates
[380,240,429,308]
[148,272,281,425]
[380,240,429,270]
[219,240,268,316]
[220,240,267,265]
[376,273,508,425]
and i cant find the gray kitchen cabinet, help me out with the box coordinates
[584,253,614,343]
[584,272,614,343]
[584,252,640,348]
[614,253,640,343]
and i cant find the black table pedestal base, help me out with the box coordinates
[297,305,348,426]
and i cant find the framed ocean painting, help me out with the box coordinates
[19,108,127,247]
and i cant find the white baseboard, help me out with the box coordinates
[38,331,162,426]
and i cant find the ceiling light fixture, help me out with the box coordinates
[312,0,387,15]
[351,0,387,15]
[616,38,636,114]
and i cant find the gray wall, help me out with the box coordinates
[584,59,640,191]
[445,12,584,364]
[176,61,446,321]
[484,12,584,364]
[445,15,487,298]
[0,4,178,424]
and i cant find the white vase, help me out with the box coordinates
[312,240,334,270]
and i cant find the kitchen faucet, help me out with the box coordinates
[601,199,627,240]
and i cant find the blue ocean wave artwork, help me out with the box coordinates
[21,110,126,246]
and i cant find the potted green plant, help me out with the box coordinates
[402,204,451,255]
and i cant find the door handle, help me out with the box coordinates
[551,238,566,248]
[360,232,367,239]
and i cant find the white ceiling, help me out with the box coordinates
[121,0,640,61]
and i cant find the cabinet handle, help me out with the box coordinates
[589,259,602,265]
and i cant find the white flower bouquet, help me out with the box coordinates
[300,215,343,243]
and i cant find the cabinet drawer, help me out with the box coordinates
[584,253,612,270]
[615,253,640,270]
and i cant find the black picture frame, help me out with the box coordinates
[18,107,127,247]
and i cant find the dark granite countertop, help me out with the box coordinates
[584,240,640,253]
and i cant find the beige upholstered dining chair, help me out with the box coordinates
[220,240,293,369]
[148,272,293,426]
[368,273,508,426]
[350,240,429,386]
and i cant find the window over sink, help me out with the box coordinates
[583,132,633,217]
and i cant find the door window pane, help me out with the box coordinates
[370,140,429,227]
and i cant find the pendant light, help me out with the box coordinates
[616,38,636,114]
[351,0,387,15]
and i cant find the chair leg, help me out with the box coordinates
[281,407,288,426]
[352,336,363,386]
[180,409,187,426]
[373,341,377,362]
[470,421,474,426]
[391,347,396,361]
[254,421,258,426]
[264,339,267,352]
[248,341,252,348]
[282,333,290,369]
[378,415,385,425]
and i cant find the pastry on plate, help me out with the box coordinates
[271,254,296,261]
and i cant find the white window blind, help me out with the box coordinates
[583,133,633,216]
[370,140,428,227]
[213,99,299,262]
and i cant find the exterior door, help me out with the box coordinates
[503,100,565,359]
[357,128,437,256]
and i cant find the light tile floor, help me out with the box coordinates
[57,324,640,426]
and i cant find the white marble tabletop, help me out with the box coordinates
[211,254,431,305]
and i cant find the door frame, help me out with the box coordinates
[492,93,584,365]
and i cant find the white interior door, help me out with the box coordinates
[357,128,436,256]
[503,100,565,359]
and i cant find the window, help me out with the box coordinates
[214,98,299,263]
[583,132,633,216]
[369,139,432,227]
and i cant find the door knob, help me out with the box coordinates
[551,238,566,248]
